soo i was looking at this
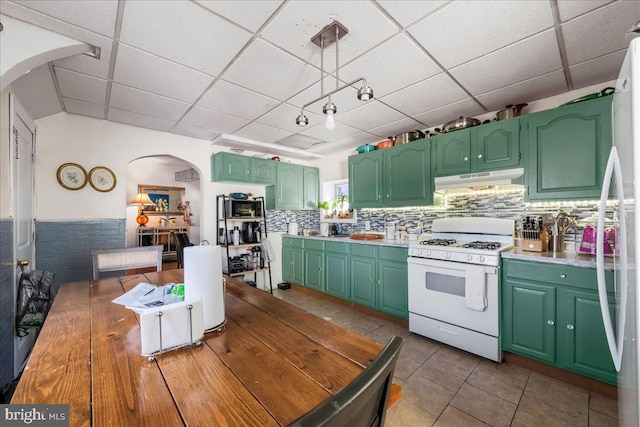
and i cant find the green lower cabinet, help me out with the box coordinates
[282,238,304,285]
[351,255,377,309]
[304,250,324,292]
[377,259,408,319]
[325,244,350,300]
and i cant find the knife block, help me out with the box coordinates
[520,229,549,252]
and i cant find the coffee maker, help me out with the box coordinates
[242,222,261,244]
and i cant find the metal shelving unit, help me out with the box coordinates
[216,194,273,294]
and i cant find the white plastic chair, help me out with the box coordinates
[91,245,163,280]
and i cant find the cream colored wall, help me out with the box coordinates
[0,91,10,218]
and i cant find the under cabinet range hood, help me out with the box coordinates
[434,168,524,191]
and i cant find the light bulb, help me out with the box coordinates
[325,113,335,130]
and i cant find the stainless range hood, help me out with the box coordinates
[434,167,524,191]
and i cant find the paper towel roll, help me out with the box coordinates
[184,245,225,331]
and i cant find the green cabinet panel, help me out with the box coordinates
[351,255,377,309]
[503,279,557,364]
[302,166,320,209]
[305,250,324,291]
[282,237,304,285]
[435,129,472,175]
[526,96,612,200]
[378,259,408,319]
[325,251,350,300]
[384,140,433,207]
[211,152,251,182]
[349,151,384,208]
[270,163,304,210]
[251,158,277,184]
[474,119,521,171]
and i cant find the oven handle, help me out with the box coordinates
[407,257,497,276]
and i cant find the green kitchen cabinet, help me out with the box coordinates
[282,237,304,285]
[349,140,433,209]
[211,152,251,182]
[304,239,325,292]
[325,242,350,300]
[302,166,320,209]
[350,245,378,309]
[266,164,319,210]
[502,258,616,385]
[525,96,613,201]
[377,247,409,319]
[251,158,277,184]
[434,129,472,176]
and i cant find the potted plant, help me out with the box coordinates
[331,194,349,218]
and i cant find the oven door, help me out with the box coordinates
[407,256,499,337]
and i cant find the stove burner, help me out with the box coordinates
[421,239,457,246]
[462,241,502,250]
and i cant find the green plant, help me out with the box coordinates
[317,200,330,210]
[331,194,349,212]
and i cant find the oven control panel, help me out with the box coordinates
[408,246,500,266]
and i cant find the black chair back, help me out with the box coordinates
[288,336,403,427]
[172,233,193,269]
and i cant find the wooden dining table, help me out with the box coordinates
[11,270,399,426]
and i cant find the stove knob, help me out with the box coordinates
[479,256,485,263]
[446,252,451,259]
[467,254,473,261]
[426,250,432,256]
[417,249,423,256]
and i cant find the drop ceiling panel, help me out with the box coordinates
[377,0,448,27]
[476,70,568,111]
[409,1,554,69]
[339,34,441,98]
[556,0,614,22]
[53,36,112,79]
[196,0,283,32]
[336,100,405,131]
[308,142,358,155]
[223,39,319,101]
[569,49,626,89]
[256,102,323,133]
[171,123,221,141]
[198,80,281,120]
[181,106,249,134]
[450,29,562,96]
[10,0,118,37]
[110,84,191,121]
[55,67,107,105]
[380,73,468,117]
[367,116,427,139]
[108,107,175,132]
[113,44,213,104]
[63,97,105,119]
[562,1,640,66]
[276,134,323,150]
[11,64,62,120]
[413,98,486,128]
[119,0,251,75]
[299,121,361,142]
[233,122,292,144]
[308,132,379,154]
[261,1,397,69]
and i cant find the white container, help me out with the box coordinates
[385,222,396,240]
[232,227,240,246]
[320,223,329,237]
[288,222,299,236]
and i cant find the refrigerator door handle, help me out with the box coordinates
[597,146,628,372]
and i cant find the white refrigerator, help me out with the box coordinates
[597,36,640,426]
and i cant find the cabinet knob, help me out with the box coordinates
[378,195,381,200]
[463,156,469,162]
[567,324,575,330]
[377,279,381,285]
[387,194,390,198]
[547,320,555,326]
[478,154,483,159]
[560,274,566,278]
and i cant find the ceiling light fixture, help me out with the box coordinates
[295,21,374,130]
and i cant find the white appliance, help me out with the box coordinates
[407,217,514,362]
[434,167,524,191]
[597,37,640,426]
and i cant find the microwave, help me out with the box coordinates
[225,199,263,218]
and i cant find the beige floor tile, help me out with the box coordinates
[450,383,517,427]
[434,405,490,427]
[414,345,479,391]
[589,393,618,420]
[385,398,438,427]
[402,374,456,417]
[524,372,589,418]
[393,351,425,381]
[513,395,588,426]
[589,408,618,427]
[466,360,529,404]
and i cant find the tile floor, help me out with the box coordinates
[272,287,619,427]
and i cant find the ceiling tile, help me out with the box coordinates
[180,106,249,134]
[367,116,427,139]
[562,1,640,65]
[11,0,118,37]
[380,73,468,117]
[55,67,107,105]
[275,134,324,150]
[53,36,113,80]
[196,0,283,32]
[199,79,281,120]
[339,34,441,98]
[377,0,448,27]
[336,100,405,131]
[450,29,562,96]
[261,1,397,69]
[557,0,614,22]
[308,142,358,155]
[171,123,220,141]
[11,64,62,120]
[63,97,105,120]
[113,44,213,104]
[119,0,252,75]
[409,1,554,68]
[476,70,568,111]
[413,98,486,128]
[300,121,361,142]
[233,122,292,144]
[569,49,626,89]
[257,102,323,133]
[109,83,190,121]
[223,39,319,101]
[308,132,379,154]
[108,107,175,132]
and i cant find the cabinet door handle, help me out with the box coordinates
[463,156,469,162]
[560,274,566,278]
[567,324,575,330]
[377,279,381,285]
[387,194,389,198]
[547,320,555,326]
[478,154,483,159]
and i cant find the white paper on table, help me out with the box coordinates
[112,282,157,306]
[139,299,204,356]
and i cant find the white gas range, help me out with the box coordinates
[407,217,515,362]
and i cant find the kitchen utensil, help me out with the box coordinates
[394,130,425,145]
[560,87,615,107]
[496,103,528,120]
[377,139,395,150]
[356,144,377,153]
[350,233,385,241]
[442,116,481,133]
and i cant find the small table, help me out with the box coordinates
[11,270,395,426]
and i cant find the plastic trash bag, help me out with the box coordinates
[15,270,55,337]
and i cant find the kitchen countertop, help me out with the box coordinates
[281,233,411,248]
[501,247,619,269]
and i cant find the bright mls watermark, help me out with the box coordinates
[1,405,69,426]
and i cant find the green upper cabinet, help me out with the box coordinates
[266,163,319,210]
[349,150,385,208]
[434,129,472,175]
[211,152,276,185]
[474,119,521,171]
[349,140,433,209]
[302,166,320,209]
[525,96,612,201]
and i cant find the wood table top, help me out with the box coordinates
[11,270,394,426]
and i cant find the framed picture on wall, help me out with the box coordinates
[88,166,116,192]
[56,163,88,190]
[147,193,169,212]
